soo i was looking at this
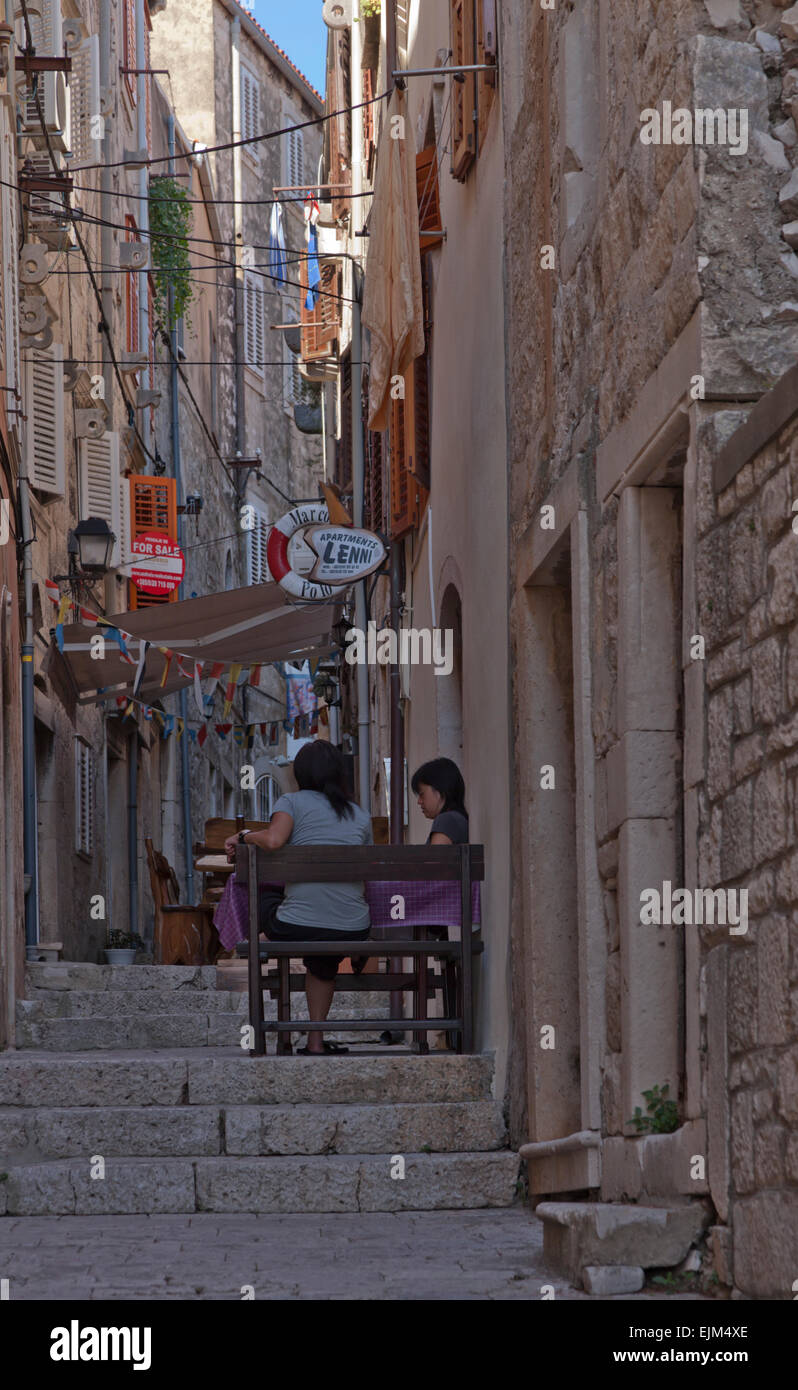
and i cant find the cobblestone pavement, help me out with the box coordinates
[0,1208,707,1300]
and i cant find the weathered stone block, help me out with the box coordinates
[732,733,764,783]
[776,1043,798,1122]
[187,1055,496,1107]
[758,915,791,1044]
[0,1056,189,1107]
[537,1201,709,1282]
[605,951,621,1053]
[721,780,754,879]
[709,1224,733,1286]
[730,1090,755,1193]
[768,532,798,625]
[754,1124,785,1187]
[750,637,783,725]
[728,949,757,1054]
[761,467,791,541]
[222,1101,506,1156]
[707,687,733,799]
[582,1264,644,1295]
[5,1160,196,1215]
[733,1191,798,1297]
[753,765,788,864]
[28,1106,221,1158]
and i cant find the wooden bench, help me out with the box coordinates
[235,842,484,1055]
[145,838,219,965]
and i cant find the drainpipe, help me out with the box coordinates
[351,269,370,813]
[18,471,38,959]
[168,114,194,904]
[128,729,138,932]
[135,0,150,452]
[231,16,245,457]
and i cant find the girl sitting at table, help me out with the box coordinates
[411,757,469,845]
[224,740,372,1056]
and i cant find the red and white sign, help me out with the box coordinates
[130,531,185,595]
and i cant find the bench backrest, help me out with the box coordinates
[235,843,484,883]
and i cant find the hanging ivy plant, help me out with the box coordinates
[149,176,194,331]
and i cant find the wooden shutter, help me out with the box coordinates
[336,354,353,495]
[125,216,140,354]
[451,0,476,180]
[477,0,497,143]
[364,372,386,533]
[247,505,270,585]
[123,0,137,104]
[300,260,341,361]
[24,345,65,496]
[244,270,264,372]
[328,28,351,220]
[389,388,417,538]
[128,474,178,609]
[362,68,376,173]
[119,468,131,570]
[241,67,260,158]
[416,147,443,251]
[0,124,19,398]
[75,741,94,856]
[79,433,122,565]
[68,35,100,166]
[287,126,304,188]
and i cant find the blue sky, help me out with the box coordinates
[248,1,328,97]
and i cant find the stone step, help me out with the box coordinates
[24,963,220,993]
[19,988,390,1019]
[0,1051,496,1107]
[15,1003,393,1051]
[0,1152,520,1215]
[0,1099,506,1158]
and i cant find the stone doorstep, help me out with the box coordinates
[20,988,390,1018]
[0,1052,497,1107]
[0,1152,521,1216]
[0,1099,507,1159]
[536,1201,711,1285]
[24,963,220,992]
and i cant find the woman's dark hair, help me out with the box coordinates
[293,740,356,819]
[410,758,468,818]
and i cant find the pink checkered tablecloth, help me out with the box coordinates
[213,877,481,953]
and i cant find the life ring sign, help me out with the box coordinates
[267,503,387,600]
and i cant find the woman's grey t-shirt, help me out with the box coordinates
[427,810,469,844]
[272,790,372,932]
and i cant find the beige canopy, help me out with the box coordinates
[46,581,343,705]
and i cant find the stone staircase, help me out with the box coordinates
[0,964,519,1216]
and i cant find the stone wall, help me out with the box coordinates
[694,379,798,1298]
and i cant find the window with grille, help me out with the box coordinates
[241,65,261,160]
[247,504,270,585]
[244,269,264,373]
[75,741,94,856]
[255,774,281,821]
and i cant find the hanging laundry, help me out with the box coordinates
[268,203,288,284]
[304,197,321,311]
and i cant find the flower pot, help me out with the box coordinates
[104,949,137,965]
[360,13,380,70]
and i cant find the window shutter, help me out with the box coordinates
[407,258,432,492]
[328,29,351,220]
[389,389,417,538]
[128,474,178,609]
[477,0,497,142]
[1,125,20,397]
[416,147,443,251]
[241,68,260,157]
[451,0,476,180]
[364,372,386,534]
[79,433,121,565]
[336,354,353,495]
[119,469,132,571]
[24,345,65,496]
[362,68,376,173]
[247,505,270,585]
[300,260,341,361]
[124,0,137,104]
[244,270,264,372]
[287,127,304,188]
[67,35,100,166]
[75,742,94,856]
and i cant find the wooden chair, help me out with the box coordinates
[145,838,219,965]
[235,843,484,1055]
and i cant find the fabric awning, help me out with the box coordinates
[46,581,344,705]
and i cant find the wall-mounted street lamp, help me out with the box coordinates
[54,518,116,601]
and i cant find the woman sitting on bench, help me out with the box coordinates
[224,741,372,1055]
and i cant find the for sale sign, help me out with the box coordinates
[130,531,185,595]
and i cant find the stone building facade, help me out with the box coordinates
[502,0,798,1295]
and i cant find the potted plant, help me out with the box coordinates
[357,0,381,70]
[104,930,144,965]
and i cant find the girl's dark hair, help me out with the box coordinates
[410,758,468,818]
[293,740,356,819]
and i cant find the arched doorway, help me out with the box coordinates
[436,583,463,762]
